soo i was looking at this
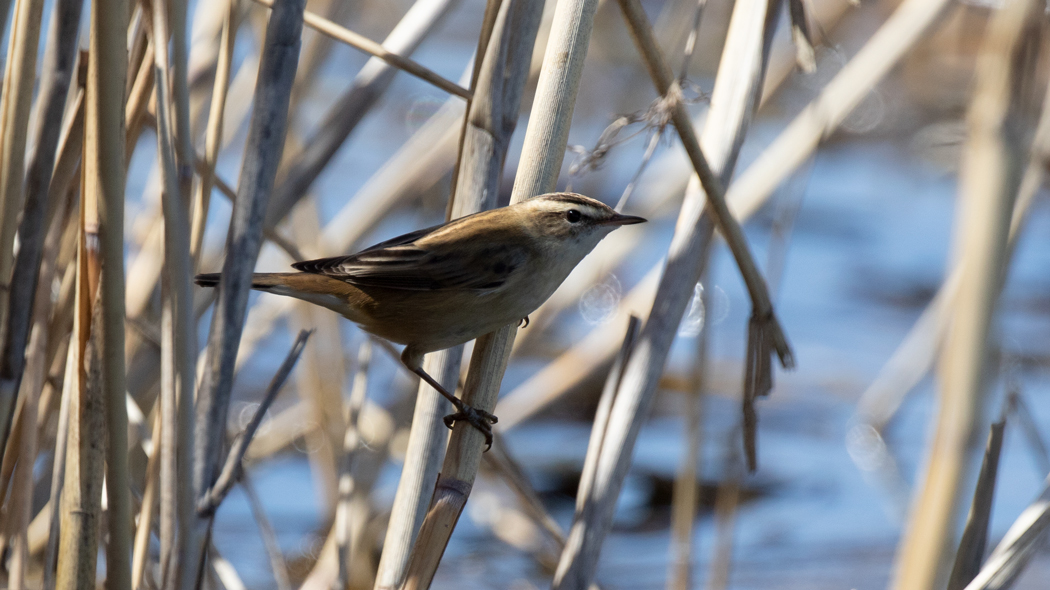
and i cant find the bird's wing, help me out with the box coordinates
[291,219,529,292]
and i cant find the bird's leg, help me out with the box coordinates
[407,360,497,451]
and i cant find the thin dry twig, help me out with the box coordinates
[252,0,469,99]
[242,474,293,590]
[197,329,311,515]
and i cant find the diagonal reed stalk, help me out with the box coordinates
[890,0,1045,587]
[617,0,792,390]
[189,0,305,586]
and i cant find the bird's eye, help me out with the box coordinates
[566,209,582,223]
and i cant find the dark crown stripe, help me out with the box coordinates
[540,193,608,209]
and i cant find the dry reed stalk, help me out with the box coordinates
[705,430,744,590]
[726,0,955,224]
[44,282,80,590]
[190,0,239,266]
[191,0,304,554]
[82,0,132,584]
[124,42,155,168]
[400,0,599,586]
[242,474,293,590]
[0,0,46,464]
[375,1,541,587]
[131,413,161,589]
[264,0,460,229]
[552,317,639,589]
[0,0,83,469]
[54,169,104,590]
[667,268,712,590]
[149,0,201,584]
[336,340,372,590]
[947,413,1006,590]
[401,328,517,590]
[962,474,1050,589]
[890,0,1044,587]
[198,329,311,516]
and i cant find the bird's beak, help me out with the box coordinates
[602,213,647,226]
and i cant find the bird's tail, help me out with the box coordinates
[194,272,294,290]
[194,272,360,320]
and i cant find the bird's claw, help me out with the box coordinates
[519,315,530,328]
[443,406,498,451]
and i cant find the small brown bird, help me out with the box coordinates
[196,192,645,447]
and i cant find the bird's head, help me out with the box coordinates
[521,193,646,251]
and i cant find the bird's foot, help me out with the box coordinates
[519,315,530,328]
[443,405,498,451]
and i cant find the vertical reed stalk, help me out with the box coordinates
[667,274,712,590]
[55,175,104,590]
[150,0,200,584]
[0,0,83,470]
[83,0,131,583]
[191,0,239,266]
[890,0,1043,588]
[0,0,46,464]
[337,341,371,590]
